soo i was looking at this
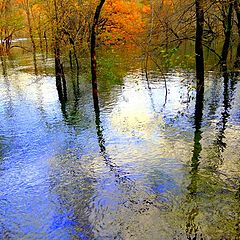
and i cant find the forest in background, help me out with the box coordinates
[1,0,240,106]
[1,0,240,70]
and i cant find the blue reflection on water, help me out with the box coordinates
[0,62,239,239]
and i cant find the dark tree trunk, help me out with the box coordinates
[195,0,204,91]
[185,79,204,240]
[221,1,234,70]
[191,86,204,177]
[190,1,205,188]
[60,63,67,99]
[69,50,73,69]
[55,47,63,101]
[53,0,67,102]
[91,0,106,109]
[1,56,7,77]
[234,0,240,68]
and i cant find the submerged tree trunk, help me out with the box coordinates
[234,0,240,68]
[190,0,205,195]
[60,63,67,99]
[186,72,204,239]
[44,31,48,58]
[221,1,234,70]
[53,0,67,101]
[54,47,67,101]
[195,0,204,91]
[190,85,204,182]
[192,4,205,171]
[1,56,7,77]
[54,46,63,101]
[91,0,106,109]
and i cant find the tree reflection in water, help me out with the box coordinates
[186,76,204,240]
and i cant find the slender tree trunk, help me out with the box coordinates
[91,0,106,109]
[191,1,204,193]
[73,44,79,70]
[221,1,234,70]
[186,92,203,239]
[25,0,38,74]
[187,78,204,196]
[37,15,44,60]
[53,0,62,100]
[60,63,67,99]
[69,50,73,69]
[234,0,240,68]
[1,55,7,77]
[1,0,11,54]
[195,0,204,90]
[54,46,63,101]
[44,31,48,58]
[53,0,67,101]
[63,30,80,70]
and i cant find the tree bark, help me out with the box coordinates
[54,46,63,101]
[193,1,204,175]
[221,1,234,70]
[234,0,240,68]
[53,0,67,101]
[91,0,106,109]
[195,0,204,91]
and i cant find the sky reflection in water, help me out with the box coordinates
[0,59,240,239]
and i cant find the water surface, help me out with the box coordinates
[0,53,240,239]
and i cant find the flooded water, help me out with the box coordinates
[0,52,240,239]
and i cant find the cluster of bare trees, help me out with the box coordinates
[1,1,240,69]
[143,0,240,70]
[0,0,94,61]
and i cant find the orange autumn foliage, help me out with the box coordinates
[99,0,150,45]
[162,0,174,7]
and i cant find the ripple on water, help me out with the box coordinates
[0,63,240,239]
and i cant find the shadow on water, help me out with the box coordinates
[71,69,80,99]
[236,185,240,239]
[0,57,14,119]
[204,71,238,174]
[185,76,204,240]
[93,101,164,225]
[185,70,238,239]
[187,87,204,195]
[1,56,7,78]
[58,69,81,124]
[207,76,222,119]
[1,48,240,238]
[214,72,237,158]
[142,68,168,114]
[55,58,67,103]
[93,102,139,187]
[33,50,38,75]
[217,72,240,239]
[0,56,14,238]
